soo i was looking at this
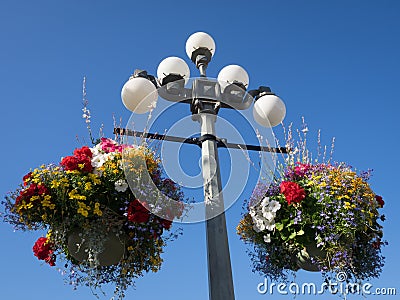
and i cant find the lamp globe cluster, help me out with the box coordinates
[120,31,286,127]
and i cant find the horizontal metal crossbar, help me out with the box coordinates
[114,127,289,154]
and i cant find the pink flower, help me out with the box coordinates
[294,163,310,177]
[100,138,124,153]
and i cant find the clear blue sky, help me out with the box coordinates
[1,1,399,299]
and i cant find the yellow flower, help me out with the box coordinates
[30,195,40,202]
[93,202,102,216]
[66,170,80,175]
[51,179,60,189]
[312,175,322,181]
[84,182,92,191]
[69,189,86,201]
[60,178,70,187]
[42,195,55,210]
[88,173,101,185]
[77,201,90,217]
[31,177,41,183]
[338,194,350,200]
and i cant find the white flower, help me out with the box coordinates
[261,196,270,207]
[261,208,275,221]
[91,152,115,169]
[90,144,101,155]
[250,198,279,233]
[114,179,128,192]
[249,206,258,217]
[91,155,106,168]
[264,219,275,231]
[268,200,281,213]
[252,218,265,232]
[263,234,271,243]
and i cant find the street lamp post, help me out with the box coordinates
[120,32,287,300]
[195,101,235,300]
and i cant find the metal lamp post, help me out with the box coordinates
[119,32,287,300]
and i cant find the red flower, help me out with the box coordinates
[76,156,93,172]
[36,183,49,195]
[15,194,23,206]
[15,183,49,207]
[73,146,93,159]
[160,218,172,230]
[60,156,79,171]
[372,239,382,249]
[61,154,92,173]
[127,199,150,223]
[33,237,55,266]
[280,181,306,205]
[375,195,384,207]
[22,172,32,186]
[60,146,93,172]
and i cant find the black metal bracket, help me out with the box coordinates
[198,134,217,143]
[247,86,276,101]
[114,127,289,154]
[190,48,212,66]
[132,69,159,88]
[190,99,221,115]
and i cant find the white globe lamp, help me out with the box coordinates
[157,56,190,84]
[253,94,286,127]
[217,65,249,90]
[121,77,158,114]
[185,32,216,61]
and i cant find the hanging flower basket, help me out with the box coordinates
[237,126,386,283]
[3,138,185,298]
[295,241,327,272]
[67,225,127,266]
